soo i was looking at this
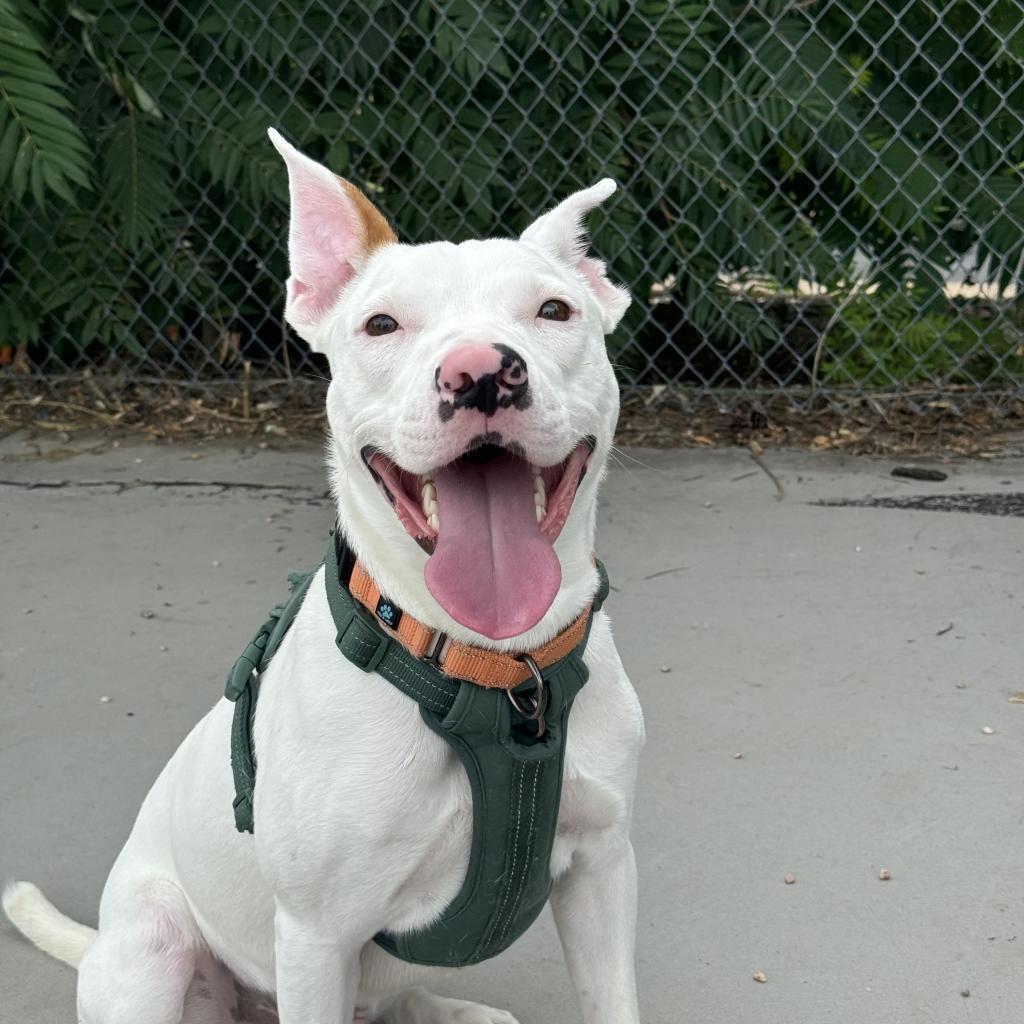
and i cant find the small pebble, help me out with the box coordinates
[753,971,767,983]
[140,609,155,619]
[134,457,143,464]
[159,644,168,652]
[960,989,970,998]
[879,868,891,881]
[955,683,967,689]
[784,874,796,885]
[703,500,713,508]
[22,607,32,614]
[100,696,111,704]
[981,726,994,735]
[855,545,862,552]
[659,665,671,673]
[733,752,744,760]
[212,559,221,567]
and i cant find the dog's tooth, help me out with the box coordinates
[421,480,436,517]
[535,503,544,523]
[533,475,545,501]
[421,477,439,529]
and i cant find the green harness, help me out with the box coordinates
[225,532,609,967]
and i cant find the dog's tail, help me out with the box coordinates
[3,881,96,968]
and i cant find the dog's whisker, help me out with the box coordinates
[609,443,668,476]
[606,446,646,486]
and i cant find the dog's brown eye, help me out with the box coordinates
[537,299,571,322]
[366,313,399,336]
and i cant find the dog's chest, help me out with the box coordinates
[254,603,632,937]
[259,699,619,938]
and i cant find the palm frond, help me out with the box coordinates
[0,0,91,203]
[103,114,175,250]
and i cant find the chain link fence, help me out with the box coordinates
[1,0,1023,412]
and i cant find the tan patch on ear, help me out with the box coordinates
[337,176,398,253]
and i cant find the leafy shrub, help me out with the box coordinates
[1,0,1023,390]
[822,294,1023,389]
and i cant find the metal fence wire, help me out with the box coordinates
[1,0,1023,408]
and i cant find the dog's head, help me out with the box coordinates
[270,129,629,645]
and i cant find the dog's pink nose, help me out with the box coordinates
[435,343,530,418]
[437,344,526,395]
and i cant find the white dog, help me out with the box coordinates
[4,129,645,1024]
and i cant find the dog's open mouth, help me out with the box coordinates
[362,438,594,639]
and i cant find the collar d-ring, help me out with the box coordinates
[508,654,549,736]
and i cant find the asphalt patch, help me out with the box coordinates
[815,493,1024,517]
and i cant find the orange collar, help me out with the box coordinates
[340,552,596,691]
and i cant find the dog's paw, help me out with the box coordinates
[446,1003,519,1024]
[371,988,519,1024]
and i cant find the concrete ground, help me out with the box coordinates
[1,434,1022,1024]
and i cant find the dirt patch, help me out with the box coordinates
[1,375,1022,459]
[615,389,1024,458]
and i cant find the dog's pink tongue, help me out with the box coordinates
[425,453,561,640]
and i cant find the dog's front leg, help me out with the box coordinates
[274,904,363,1024]
[551,837,641,1024]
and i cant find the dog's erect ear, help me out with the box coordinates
[268,128,396,350]
[520,179,631,333]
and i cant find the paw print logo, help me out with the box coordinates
[375,596,401,629]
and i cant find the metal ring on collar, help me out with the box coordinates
[508,654,549,735]
[422,629,449,669]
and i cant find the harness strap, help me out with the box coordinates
[379,658,589,966]
[225,570,316,834]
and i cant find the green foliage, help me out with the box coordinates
[822,294,1024,388]
[0,0,1022,390]
[103,114,175,250]
[0,0,91,202]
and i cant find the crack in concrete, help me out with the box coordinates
[0,478,333,505]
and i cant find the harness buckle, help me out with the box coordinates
[422,629,449,670]
[225,630,269,702]
[339,601,394,673]
[509,654,549,738]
